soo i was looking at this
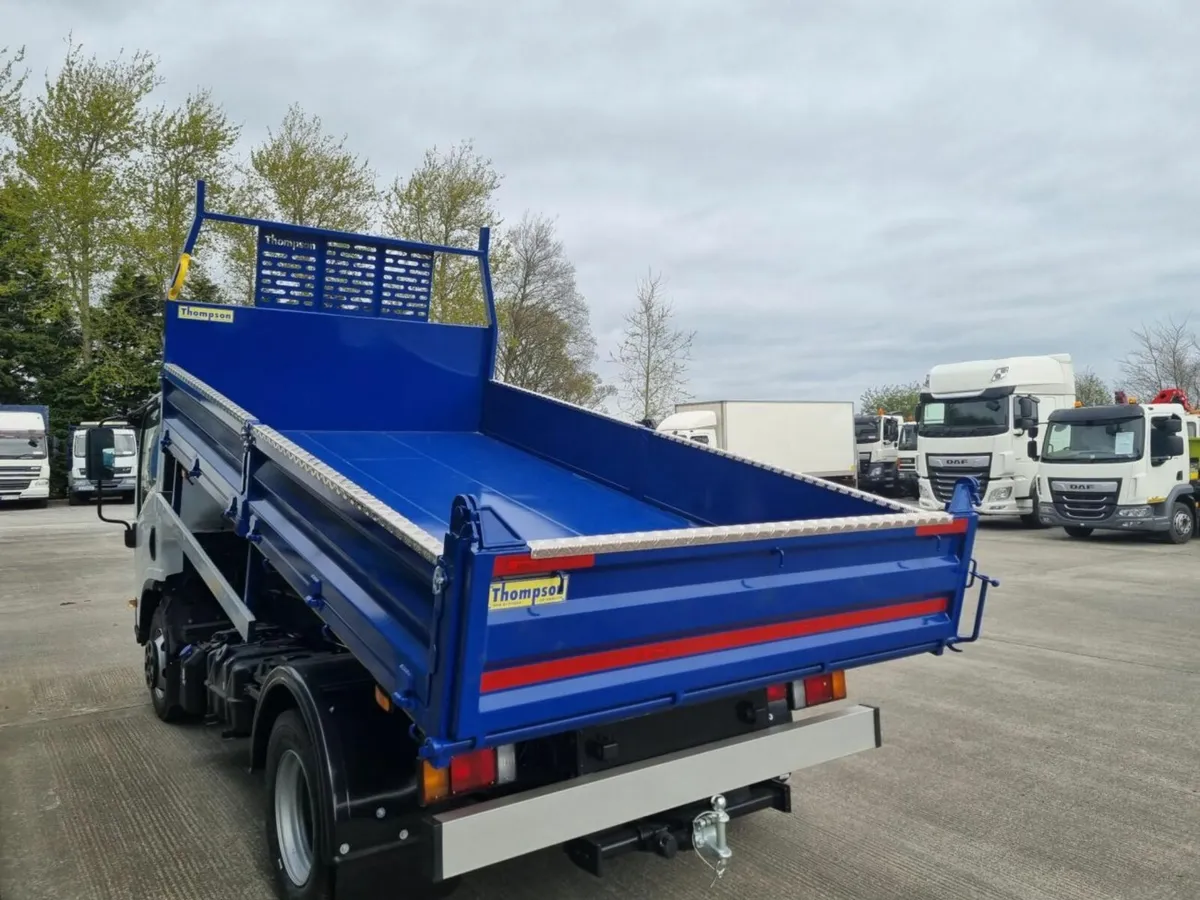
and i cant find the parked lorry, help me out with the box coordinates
[0,404,51,507]
[84,183,995,900]
[656,400,858,487]
[897,421,919,498]
[854,411,904,494]
[917,354,1075,525]
[1037,389,1198,543]
[68,420,137,504]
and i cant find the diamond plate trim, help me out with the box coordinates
[495,382,920,514]
[251,424,444,562]
[526,510,952,558]
[163,363,257,426]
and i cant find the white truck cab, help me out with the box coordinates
[854,412,904,494]
[0,405,52,507]
[68,421,138,504]
[1036,402,1197,544]
[917,354,1074,525]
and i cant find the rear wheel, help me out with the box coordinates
[1020,491,1046,528]
[266,711,333,900]
[1064,526,1093,539]
[1164,502,1194,545]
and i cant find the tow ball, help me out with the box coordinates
[692,794,732,883]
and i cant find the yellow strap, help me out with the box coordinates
[167,253,191,301]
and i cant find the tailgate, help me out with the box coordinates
[441,515,976,750]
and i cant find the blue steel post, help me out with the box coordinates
[477,227,499,380]
[182,179,207,255]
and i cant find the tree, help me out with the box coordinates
[611,270,695,421]
[131,90,239,290]
[1074,367,1110,407]
[11,38,159,361]
[1120,316,1200,402]
[493,213,611,408]
[0,45,28,165]
[248,104,377,231]
[0,181,78,405]
[81,264,163,412]
[382,140,502,325]
[860,381,922,418]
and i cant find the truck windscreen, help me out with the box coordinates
[1041,418,1144,463]
[0,433,46,459]
[74,431,136,457]
[917,398,1008,437]
[854,417,879,443]
[899,424,918,450]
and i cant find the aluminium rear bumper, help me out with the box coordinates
[431,703,881,880]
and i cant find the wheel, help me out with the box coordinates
[266,711,334,900]
[1063,526,1093,538]
[68,492,82,506]
[144,604,184,722]
[1163,502,1194,545]
[1020,492,1046,528]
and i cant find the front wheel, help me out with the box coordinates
[266,711,333,900]
[1064,526,1093,538]
[145,604,184,722]
[1164,502,1195,545]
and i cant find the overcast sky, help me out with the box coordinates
[9,0,1200,407]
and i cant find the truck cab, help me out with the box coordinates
[68,421,138,505]
[917,354,1074,525]
[656,409,718,446]
[854,412,903,494]
[0,405,52,508]
[1037,402,1197,544]
[897,421,919,498]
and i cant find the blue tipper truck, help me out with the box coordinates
[84,182,996,900]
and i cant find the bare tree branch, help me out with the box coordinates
[611,269,695,421]
[1120,316,1200,401]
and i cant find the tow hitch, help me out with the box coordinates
[564,779,789,880]
[692,794,732,883]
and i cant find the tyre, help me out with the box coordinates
[145,604,184,722]
[266,711,334,900]
[68,492,83,506]
[1063,526,1093,538]
[1020,492,1046,528]
[1164,502,1194,545]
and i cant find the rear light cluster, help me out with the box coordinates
[769,670,847,711]
[420,744,517,805]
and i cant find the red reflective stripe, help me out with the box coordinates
[479,596,949,694]
[492,554,595,578]
[916,519,968,536]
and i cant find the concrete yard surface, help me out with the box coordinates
[0,506,1196,899]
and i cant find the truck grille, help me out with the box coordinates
[926,455,991,503]
[1048,479,1120,521]
[0,465,41,493]
[898,457,916,474]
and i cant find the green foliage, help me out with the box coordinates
[11,37,160,360]
[81,264,163,412]
[860,381,922,418]
[1074,368,1110,407]
[248,104,378,230]
[131,90,239,289]
[383,140,502,325]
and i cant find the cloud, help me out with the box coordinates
[10,0,1200,406]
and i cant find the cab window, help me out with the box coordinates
[137,402,162,510]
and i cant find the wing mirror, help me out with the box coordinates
[84,426,116,482]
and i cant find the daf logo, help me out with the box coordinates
[1063,483,1089,491]
[943,459,971,466]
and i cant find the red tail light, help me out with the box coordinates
[492,553,595,577]
[766,683,789,703]
[420,744,518,805]
[789,670,847,709]
[450,748,496,794]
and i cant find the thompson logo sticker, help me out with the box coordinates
[488,574,569,611]
[177,304,235,324]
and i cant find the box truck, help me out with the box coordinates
[657,400,858,487]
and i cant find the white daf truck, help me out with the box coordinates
[657,400,858,487]
[1035,401,1197,544]
[916,354,1075,525]
[853,412,905,495]
[0,404,52,508]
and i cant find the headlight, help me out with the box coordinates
[34,478,48,486]
[1117,506,1152,519]
[987,487,1013,501]
[869,465,883,476]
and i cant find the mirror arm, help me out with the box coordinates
[94,415,133,535]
